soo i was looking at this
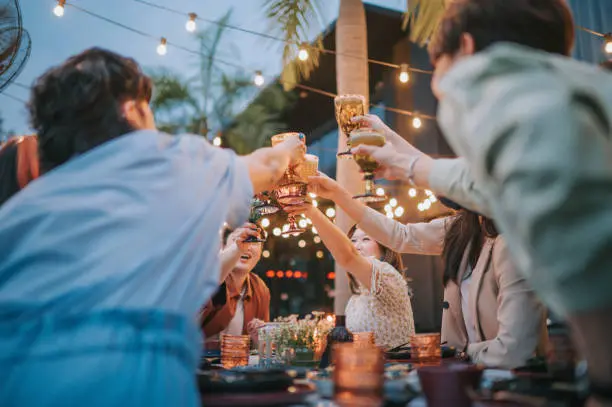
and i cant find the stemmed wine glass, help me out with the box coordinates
[271,132,308,237]
[350,128,387,203]
[243,197,268,244]
[335,94,366,159]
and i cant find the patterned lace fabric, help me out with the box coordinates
[346,258,415,349]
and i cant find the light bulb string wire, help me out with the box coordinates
[132,0,433,75]
[18,2,433,123]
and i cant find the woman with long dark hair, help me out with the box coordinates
[308,172,547,369]
[285,201,414,349]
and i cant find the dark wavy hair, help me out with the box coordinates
[347,225,405,295]
[428,0,575,62]
[28,48,152,173]
[441,210,498,286]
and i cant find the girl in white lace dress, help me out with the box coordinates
[285,204,414,349]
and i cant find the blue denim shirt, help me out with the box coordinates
[0,130,252,406]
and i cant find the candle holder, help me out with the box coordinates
[221,334,250,369]
[333,343,384,407]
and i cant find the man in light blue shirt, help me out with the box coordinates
[0,48,302,406]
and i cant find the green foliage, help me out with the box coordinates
[402,0,447,47]
[223,83,297,154]
[263,0,324,90]
[149,8,298,153]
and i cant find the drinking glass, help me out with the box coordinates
[335,95,366,159]
[350,128,387,203]
[221,334,250,369]
[333,343,384,407]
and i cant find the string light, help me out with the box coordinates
[53,0,66,17]
[314,236,321,244]
[417,203,425,212]
[386,212,394,219]
[298,43,309,61]
[425,189,433,196]
[262,250,270,258]
[261,218,270,228]
[384,204,392,213]
[312,199,318,208]
[408,188,417,198]
[185,13,197,32]
[430,195,437,203]
[282,224,290,232]
[316,251,324,259]
[399,63,410,84]
[212,136,222,146]
[312,226,318,235]
[298,239,306,248]
[423,199,432,210]
[394,206,405,217]
[298,219,308,228]
[605,34,612,54]
[325,207,336,218]
[376,187,385,196]
[412,115,422,129]
[309,192,317,199]
[389,198,398,208]
[157,37,168,55]
[273,227,281,236]
[253,70,265,87]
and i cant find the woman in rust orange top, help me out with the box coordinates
[0,135,39,206]
[201,225,270,349]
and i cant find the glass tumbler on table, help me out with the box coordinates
[220,334,250,369]
[333,343,384,407]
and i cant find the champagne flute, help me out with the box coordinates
[350,128,387,203]
[335,95,366,160]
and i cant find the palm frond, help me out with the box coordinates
[263,0,324,90]
[402,0,447,46]
[149,69,197,112]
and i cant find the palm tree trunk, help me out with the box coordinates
[334,0,369,315]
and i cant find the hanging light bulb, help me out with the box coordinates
[384,204,392,213]
[298,219,308,229]
[185,13,197,32]
[316,250,324,259]
[53,0,66,17]
[309,192,317,199]
[261,218,270,228]
[273,227,281,236]
[386,212,394,219]
[425,189,433,196]
[605,34,612,54]
[399,63,410,84]
[298,240,306,248]
[312,199,318,208]
[408,188,417,198]
[417,203,425,212]
[212,136,222,147]
[430,195,438,203]
[298,43,309,61]
[376,187,385,196]
[262,250,270,258]
[412,115,422,129]
[423,199,432,210]
[312,226,318,235]
[389,198,398,208]
[325,207,336,218]
[253,70,265,87]
[395,206,405,217]
[157,37,168,56]
[314,236,321,244]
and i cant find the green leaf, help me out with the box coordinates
[402,0,447,46]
